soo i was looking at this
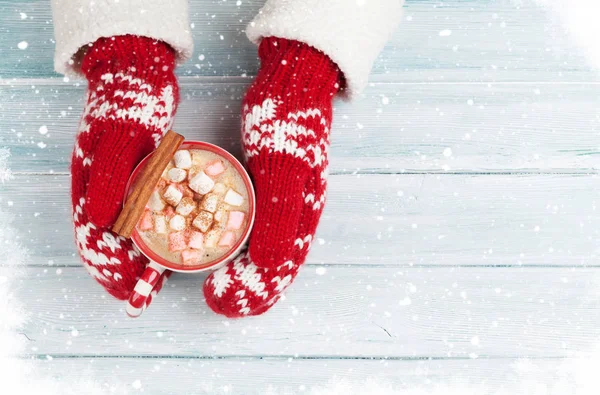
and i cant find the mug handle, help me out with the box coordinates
[126,260,166,318]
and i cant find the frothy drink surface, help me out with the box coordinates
[136,148,250,267]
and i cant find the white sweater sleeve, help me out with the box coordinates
[51,0,194,77]
[246,0,404,99]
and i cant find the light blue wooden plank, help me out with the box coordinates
[3,173,600,267]
[2,81,600,174]
[0,0,596,81]
[34,357,572,395]
[16,266,600,358]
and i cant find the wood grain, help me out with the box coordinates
[3,0,599,389]
[4,174,599,267]
[0,0,596,81]
[33,357,574,395]
[2,82,600,174]
[16,266,600,358]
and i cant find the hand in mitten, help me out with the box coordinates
[71,35,179,308]
[203,37,341,317]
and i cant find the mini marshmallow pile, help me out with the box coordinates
[137,149,248,265]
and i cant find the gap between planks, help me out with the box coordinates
[9,170,600,176]
[5,263,600,269]
[21,354,567,362]
[4,77,600,86]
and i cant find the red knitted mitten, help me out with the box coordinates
[72,35,178,304]
[203,37,341,317]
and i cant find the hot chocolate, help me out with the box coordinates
[136,148,251,266]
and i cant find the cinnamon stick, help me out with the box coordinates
[112,130,185,238]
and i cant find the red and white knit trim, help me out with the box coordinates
[242,98,330,168]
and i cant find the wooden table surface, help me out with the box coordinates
[2,0,599,393]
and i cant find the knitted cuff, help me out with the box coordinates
[246,0,404,99]
[51,0,193,77]
[81,35,177,87]
[251,37,342,107]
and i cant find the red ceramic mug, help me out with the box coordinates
[123,141,256,317]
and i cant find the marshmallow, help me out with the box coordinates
[167,167,187,183]
[200,193,219,213]
[226,211,245,230]
[218,231,236,248]
[181,249,202,264]
[191,151,204,164]
[174,150,192,169]
[205,160,226,177]
[168,231,187,252]
[169,214,186,231]
[192,211,213,232]
[163,184,183,206]
[213,182,227,195]
[204,229,221,248]
[214,208,227,223]
[188,231,204,250]
[138,210,154,231]
[176,197,196,216]
[189,171,215,194]
[154,215,167,234]
[147,191,166,212]
[224,189,244,206]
